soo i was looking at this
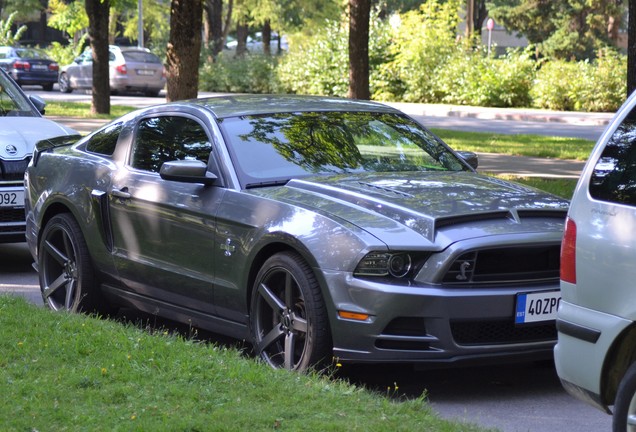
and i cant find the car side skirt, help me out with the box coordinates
[102,284,250,341]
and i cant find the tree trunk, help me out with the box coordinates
[348,0,370,100]
[465,0,474,38]
[85,0,110,115]
[204,0,224,57]
[473,0,488,36]
[235,20,248,57]
[167,0,203,102]
[262,20,271,56]
[629,0,636,97]
[38,0,48,46]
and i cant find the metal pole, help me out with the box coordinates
[138,0,144,48]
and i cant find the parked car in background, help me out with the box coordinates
[555,90,636,431]
[58,45,166,96]
[25,95,568,371]
[0,46,59,91]
[224,32,288,53]
[0,68,77,243]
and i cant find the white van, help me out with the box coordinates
[555,90,636,431]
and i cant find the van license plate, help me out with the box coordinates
[515,290,561,324]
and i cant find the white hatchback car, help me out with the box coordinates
[555,90,636,431]
[58,45,166,96]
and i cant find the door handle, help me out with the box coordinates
[111,187,131,199]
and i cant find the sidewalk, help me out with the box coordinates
[387,102,613,126]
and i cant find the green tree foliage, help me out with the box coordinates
[276,11,392,98]
[0,11,26,45]
[437,49,535,107]
[118,0,170,52]
[377,0,462,102]
[487,0,625,60]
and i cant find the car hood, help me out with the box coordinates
[252,171,569,246]
[0,117,76,160]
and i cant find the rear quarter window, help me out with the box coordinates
[589,110,636,206]
[85,122,123,156]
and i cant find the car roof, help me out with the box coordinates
[182,95,400,119]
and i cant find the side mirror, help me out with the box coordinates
[29,95,46,115]
[160,160,217,185]
[456,151,479,170]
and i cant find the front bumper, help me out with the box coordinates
[321,268,559,365]
[554,299,632,411]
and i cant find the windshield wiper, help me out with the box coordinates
[245,179,290,189]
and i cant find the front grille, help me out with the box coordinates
[0,208,25,224]
[451,319,556,345]
[443,244,560,285]
[0,158,29,181]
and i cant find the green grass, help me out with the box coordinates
[433,128,595,161]
[0,296,487,431]
[45,101,136,119]
[496,175,578,200]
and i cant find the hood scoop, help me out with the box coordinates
[355,181,414,198]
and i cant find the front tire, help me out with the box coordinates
[58,73,72,93]
[614,362,636,431]
[38,213,107,314]
[250,252,331,371]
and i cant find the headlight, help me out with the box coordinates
[354,252,416,279]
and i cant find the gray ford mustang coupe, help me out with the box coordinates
[25,95,568,371]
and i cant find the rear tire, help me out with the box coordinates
[58,73,72,93]
[250,251,331,371]
[42,83,54,92]
[614,361,636,431]
[38,213,110,314]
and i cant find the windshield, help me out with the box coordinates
[219,111,469,187]
[0,71,38,116]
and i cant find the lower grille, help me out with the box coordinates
[451,319,556,345]
[0,208,25,224]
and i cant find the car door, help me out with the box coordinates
[72,50,93,88]
[108,114,225,314]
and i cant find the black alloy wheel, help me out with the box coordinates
[250,252,331,371]
[38,213,104,313]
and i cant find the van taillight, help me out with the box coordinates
[561,217,577,283]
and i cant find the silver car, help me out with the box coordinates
[25,95,567,371]
[0,68,77,243]
[58,45,166,96]
[555,90,636,430]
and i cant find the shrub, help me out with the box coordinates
[437,49,535,107]
[532,51,626,112]
[199,51,280,94]
[277,20,349,96]
[379,0,461,103]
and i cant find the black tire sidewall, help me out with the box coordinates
[614,362,636,431]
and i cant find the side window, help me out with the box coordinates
[85,122,123,156]
[589,109,636,205]
[130,116,212,173]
